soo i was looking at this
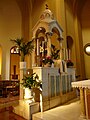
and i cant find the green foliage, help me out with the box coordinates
[21,73,42,89]
[10,38,34,61]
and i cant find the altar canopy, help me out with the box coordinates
[32,6,63,67]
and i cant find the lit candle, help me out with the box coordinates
[37,39,39,56]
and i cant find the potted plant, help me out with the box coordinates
[21,73,42,100]
[66,59,74,68]
[10,38,34,62]
[11,38,34,99]
[42,56,54,67]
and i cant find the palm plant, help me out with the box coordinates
[11,38,34,61]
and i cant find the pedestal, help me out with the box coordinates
[14,100,39,120]
[20,62,26,100]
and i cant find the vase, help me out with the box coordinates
[67,66,73,68]
[24,88,33,100]
[20,61,26,69]
[44,63,51,67]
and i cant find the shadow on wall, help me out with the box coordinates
[0,45,2,79]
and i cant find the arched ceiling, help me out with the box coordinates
[15,0,88,17]
[66,0,87,16]
[15,0,31,14]
[74,0,87,15]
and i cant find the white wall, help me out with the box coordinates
[0,0,21,79]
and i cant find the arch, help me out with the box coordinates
[66,36,73,49]
[35,27,46,38]
[10,46,20,80]
[10,46,20,54]
[52,27,60,37]
[66,36,74,60]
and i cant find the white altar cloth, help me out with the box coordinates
[72,80,90,89]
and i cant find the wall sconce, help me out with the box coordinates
[84,43,90,56]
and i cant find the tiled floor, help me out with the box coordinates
[33,98,82,120]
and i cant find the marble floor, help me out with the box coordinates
[33,98,82,120]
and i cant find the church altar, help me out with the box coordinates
[13,6,77,120]
[72,80,90,89]
[31,5,77,111]
[72,80,90,119]
[33,67,76,111]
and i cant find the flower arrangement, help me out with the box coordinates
[42,56,54,65]
[21,73,42,89]
[66,60,74,67]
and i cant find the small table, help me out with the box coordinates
[72,80,90,119]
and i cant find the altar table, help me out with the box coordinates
[72,80,90,120]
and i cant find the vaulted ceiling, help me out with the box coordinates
[68,0,87,15]
[15,0,88,17]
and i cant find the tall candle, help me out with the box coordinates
[42,41,44,57]
[63,48,66,60]
[60,49,62,60]
[60,42,62,49]
[60,60,63,72]
[66,49,68,60]
[37,39,39,56]
[69,49,71,60]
